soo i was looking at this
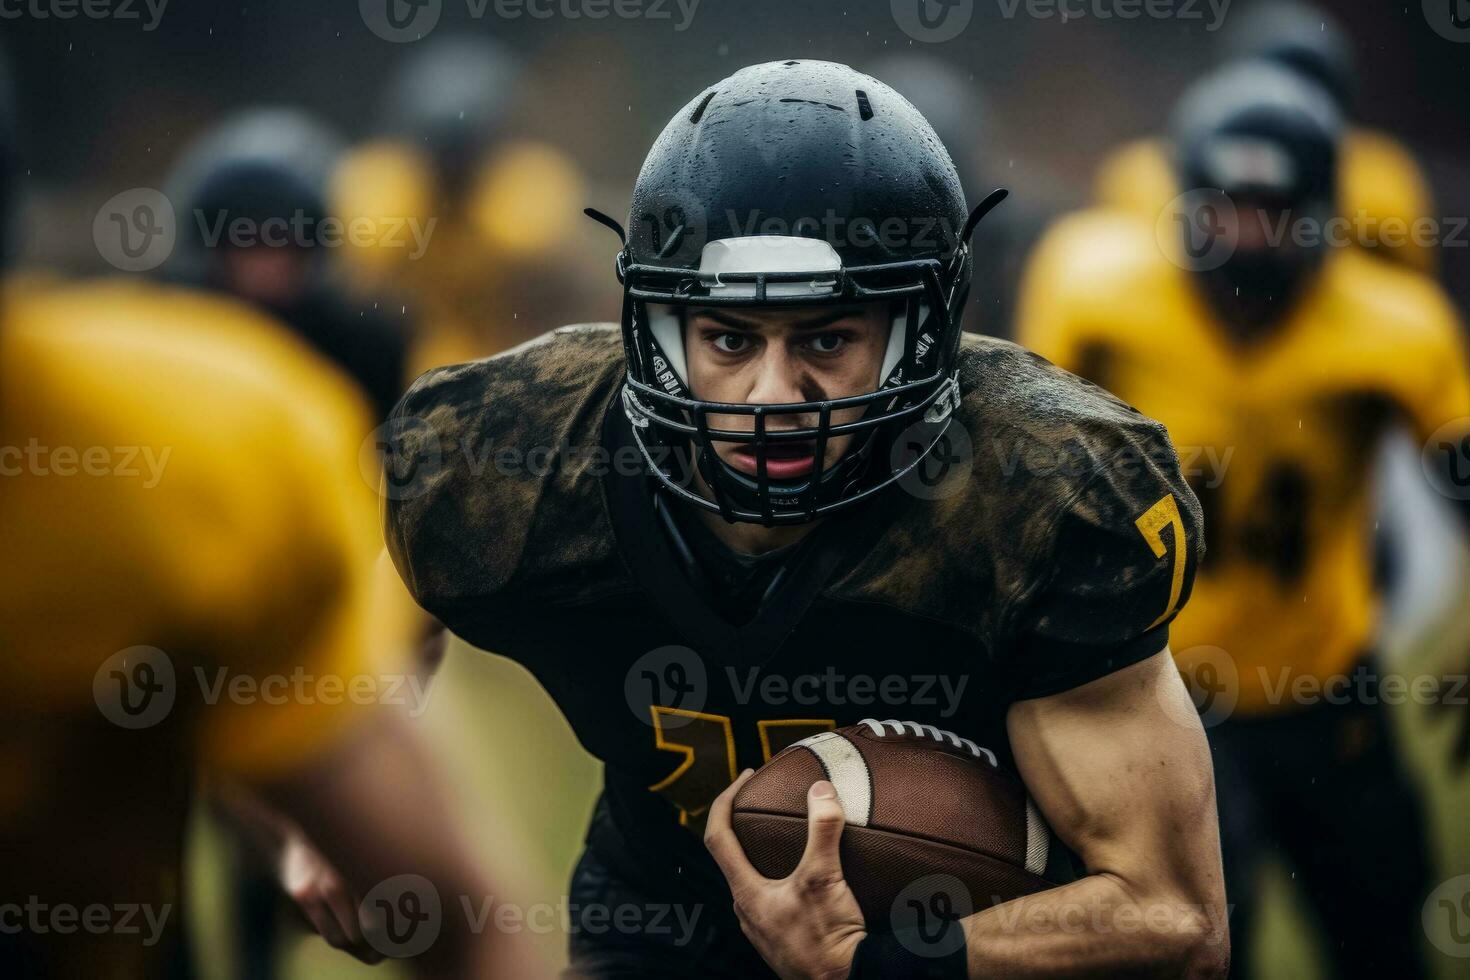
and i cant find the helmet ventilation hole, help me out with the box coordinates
[856,90,874,121]
[689,90,716,124]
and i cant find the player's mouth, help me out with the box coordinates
[730,439,818,480]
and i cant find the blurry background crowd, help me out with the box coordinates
[3,0,1470,977]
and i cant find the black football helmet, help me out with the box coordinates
[1219,1,1356,112]
[382,35,521,193]
[597,60,997,526]
[165,107,344,285]
[1172,62,1342,332]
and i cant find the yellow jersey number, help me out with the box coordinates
[1135,493,1188,630]
[648,710,835,829]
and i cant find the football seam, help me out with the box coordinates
[732,805,1048,881]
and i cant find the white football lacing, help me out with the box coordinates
[858,718,998,767]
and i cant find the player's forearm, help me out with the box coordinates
[262,709,546,977]
[208,780,295,869]
[960,871,1228,979]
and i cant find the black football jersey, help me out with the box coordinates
[384,323,1203,910]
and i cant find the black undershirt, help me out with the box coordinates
[654,494,807,625]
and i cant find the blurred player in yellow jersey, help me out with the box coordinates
[0,279,546,978]
[164,107,414,424]
[0,79,543,974]
[158,105,486,975]
[333,35,594,373]
[1019,63,1470,978]
[1094,1,1435,274]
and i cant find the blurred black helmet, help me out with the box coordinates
[166,107,344,283]
[865,54,988,192]
[382,35,521,190]
[610,59,985,526]
[1173,61,1341,211]
[1171,62,1343,332]
[1220,1,1356,111]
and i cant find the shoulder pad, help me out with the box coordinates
[383,323,629,618]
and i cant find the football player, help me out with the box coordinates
[164,107,413,423]
[1093,1,1434,273]
[1018,62,1470,978]
[333,35,595,373]
[0,91,541,977]
[385,60,1228,979]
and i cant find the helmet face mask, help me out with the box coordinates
[621,245,965,525]
[608,60,978,526]
[1171,63,1342,337]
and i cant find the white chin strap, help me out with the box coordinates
[646,234,921,388]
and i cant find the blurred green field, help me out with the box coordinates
[187,614,1470,978]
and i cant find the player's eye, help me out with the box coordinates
[805,332,847,355]
[710,332,750,354]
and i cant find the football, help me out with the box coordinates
[732,719,1064,925]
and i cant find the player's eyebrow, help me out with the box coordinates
[689,308,868,331]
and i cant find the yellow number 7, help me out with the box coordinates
[1135,493,1187,630]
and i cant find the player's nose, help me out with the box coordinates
[744,348,808,411]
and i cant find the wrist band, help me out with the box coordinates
[848,926,968,979]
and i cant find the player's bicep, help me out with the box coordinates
[1006,649,1220,898]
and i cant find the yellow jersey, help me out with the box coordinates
[333,137,589,374]
[1093,129,1437,273]
[0,279,410,974]
[1016,210,1470,716]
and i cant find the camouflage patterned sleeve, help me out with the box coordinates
[1003,429,1205,702]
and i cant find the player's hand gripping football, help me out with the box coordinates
[706,770,867,980]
